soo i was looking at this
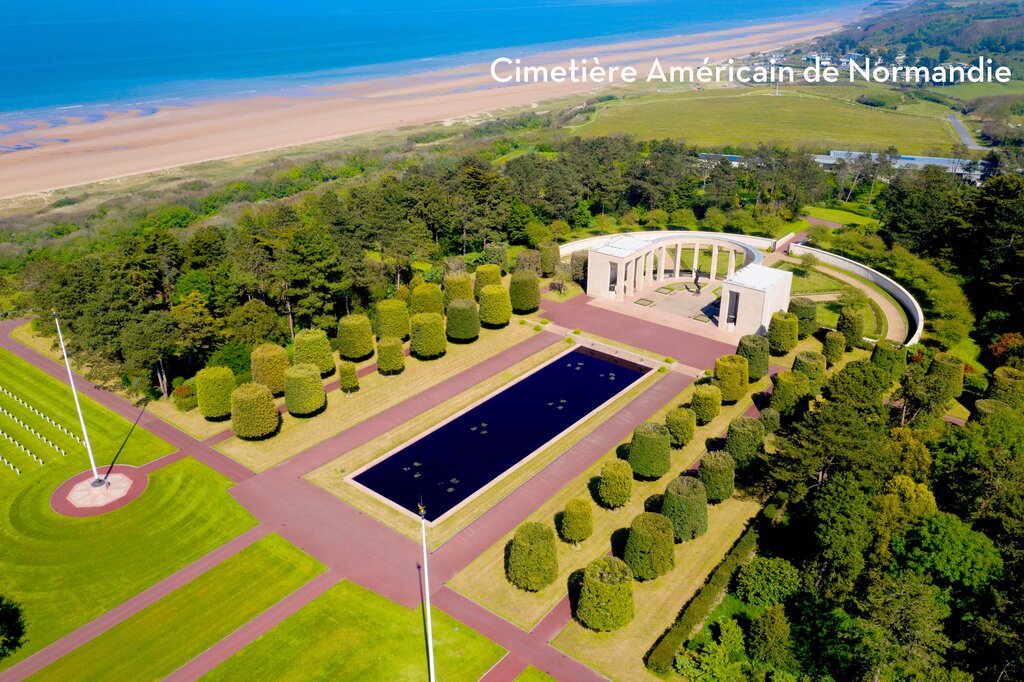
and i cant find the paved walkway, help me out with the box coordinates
[948,113,986,151]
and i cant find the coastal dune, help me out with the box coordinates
[0,19,844,199]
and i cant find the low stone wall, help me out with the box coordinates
[788,243,924,345]
[559,231,771,262]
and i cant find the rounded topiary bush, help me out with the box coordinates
[698,450,735,503]
[509,270,541,314]
[410,283,444,316]
[410,312,446,359]
[231,382,279,439]
[929,352,964,400]
[540,243,561,277]
[196,365,235,420]
[172,383,198,412]
[559,498,593,545]
[759,407,781,434]
[474,264,502,298]
[767,311,799,355]
[443,272,474,309]
[662,475,708,542]
[792,350,827,396]
[376,337,405,375]
[836,307,864,349]
[771,369,810,417]
[737,334,769,382]
[823,330,846,367]
[725,416,765,472]
[337,360,359,393]
[597,459,632,509]
[974,398,1012,419]
[988,366,1024,410]
[376,299,410,341]
[691,384,722,425]
[483,242,509,274]
[624,512,675,581]
[714,354,749,403]
[577,557,634,631]
[296,327,338,374]
[284,363,326,417]
[446,299,480,343]
[506,522,558,592]
[665,407,696,448]
[479,284,512,328]
[788,297,818,339]
[515,249,542,276]
[250,343,289,396]
[627,421,672,480]
[871,339,907,380]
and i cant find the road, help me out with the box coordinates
[948,113,986,152]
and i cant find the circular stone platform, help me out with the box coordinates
[50,465,149,517]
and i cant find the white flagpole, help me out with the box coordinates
[419,503,436,682]
[53,311,101,484]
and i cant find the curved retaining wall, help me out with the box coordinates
[559,231,774,264]
[788,243,924,345]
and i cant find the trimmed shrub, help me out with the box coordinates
[250,343,289,396]
[515,248,542,276]
[540,242,561,277]
[410,313,446,359]
[443,272,474,309]
[788,297,818,339]
[196,366,234,420]
[284,363,326,416]
[767,312,798,355]
[337,360,359,393]
[627,422,672,479]
[296,327,338,373]
[698,451,735,503]
[974,398,1012,419]
[483,242,509,274]
[737,334,769,382]
[570,250,588,284]
[559,498,593,545]
[929,352,964,400]
[446,299,480,342]
[988,365,1024,410]
[714,354,749,403]
[597,459,632,508]
[725,416,765,471]
[509,270,541,314]
[230,383,279,439]
[759,407,781,434]
[665,407,696,448]
[792,350,827,395]
[479,284,512,328]
[823,330,846,367]
[577,557,634,631]
[691,384,722,425]
[376,337,405,375]
[735,556,801,607]
[376,299,410,340]
[871,339,907,380]
[662,476,708,542]
[474,264,502,298]
[624,512,675,581]
[172,384,198,412]
[836,307,864,349]
[771,369,810,417]
[506,522,558,592]
[410,283,444,316]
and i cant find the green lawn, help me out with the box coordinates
[515,666,557,681]
[203,581,505,681]
[801,206,878,227]
[774,262,847,295]
[32,535,322,681]
[577,89,957,155]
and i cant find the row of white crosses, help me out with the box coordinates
[0,429,44,466]
[0,405,68,456]
[0,452,21,475]
[0,384,82,445]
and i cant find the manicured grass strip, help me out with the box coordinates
[773,262,847,295]
[801,206,878,227]
[31,534,322,681]
[203,581,505,682]
[0,458,257,670]
[515,665,557,681]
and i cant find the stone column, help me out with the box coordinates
[727,250,736,277]
[674,243,682,276]
[659,246,667,280]
[692,243,700,273]
[710,244,719,282]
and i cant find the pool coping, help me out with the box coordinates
[344,344,656,527]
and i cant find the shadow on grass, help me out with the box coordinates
[104,404,146,479]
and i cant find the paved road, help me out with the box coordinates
[948,113,986,151]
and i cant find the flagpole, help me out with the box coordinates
[419,502,436,682]
[53,311,102,486]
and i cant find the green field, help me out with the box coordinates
[32,535,322,681]
[204,581,505,681]
[801,206,878,227]
[929,80,1024,99]
[577,89,958,155]
[515,666,557,681]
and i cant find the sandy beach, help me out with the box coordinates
[0,17,849,199]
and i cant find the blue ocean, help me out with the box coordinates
[0,0,867,114]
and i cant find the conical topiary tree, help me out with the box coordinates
[597,459,632,509]
[540,243,561,277]
[443,272,474,309]
[479,284,512,328]
[376,299,410,341]
[871,339,907,380]
[410,312,446,359]
[295,328,337,374]
[337,360,359,393]
[714,354,749,403]
[509,270,541,314]
[662,475,708,541]
[768,312,799,355]
[836,307,864,349]
[698,451,735,503]
[691,384,722,425]
[446,299,480,343]
[231,383,279,439]
[737,334,769,382]
[627,422,672,480]
[196,365,235,420]
[665,407,696,448]
[250,343,289,396]
[558,498,593,545]
[771,369,810,417]
[474,264,502,299]
[792,350,827,396]
[410,283,444,316]
[576,557,634,631]
[823,330,846,367]
[724,415,765,472]
[284,363,326,417]
[376,337,405,375]
[623,512,675,581]
[505,522,558,592]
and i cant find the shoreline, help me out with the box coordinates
[0,13,862,199]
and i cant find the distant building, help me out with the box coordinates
[812,150,985,181]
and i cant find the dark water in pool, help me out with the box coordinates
[354,348,647,521]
